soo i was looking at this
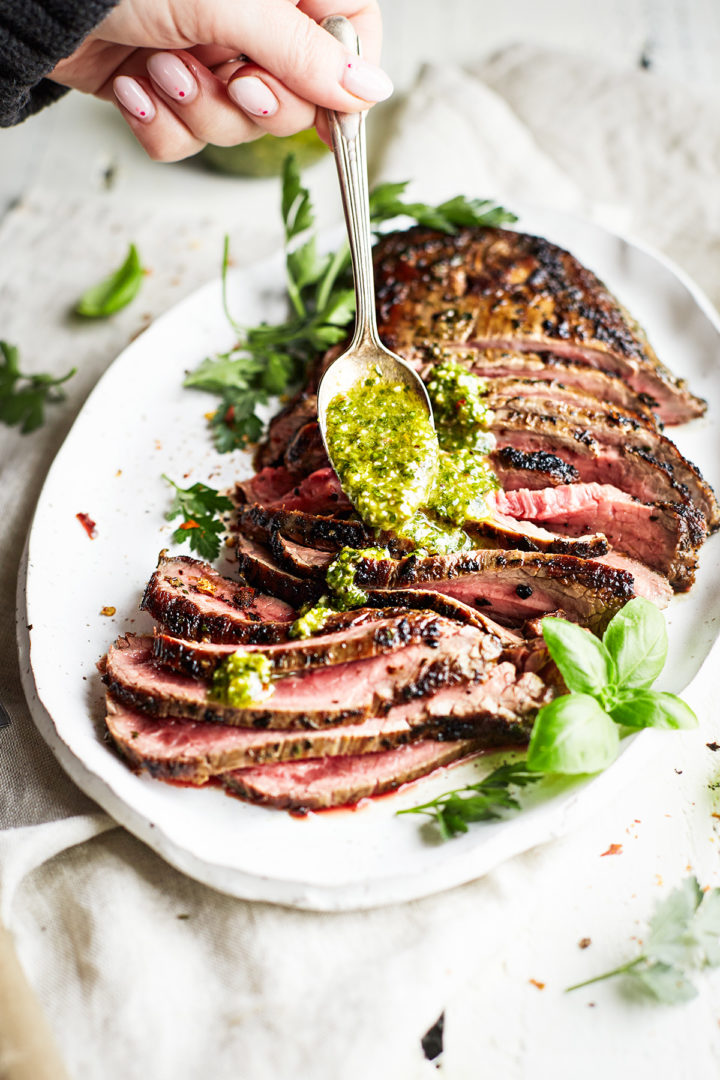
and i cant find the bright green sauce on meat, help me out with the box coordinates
[426,361,495,453]
[325,376,438,531]
[325,361,498,561]
[209,652,274,707]
[289,547,387,639]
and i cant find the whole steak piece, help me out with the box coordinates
[373,226,706,425]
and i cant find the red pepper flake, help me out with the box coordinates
[76,512,97,538]
[529,979,545,990]
[100,606,116,617]
[179,520,200,530]
[601,843,623,857]
[707,742,720,752]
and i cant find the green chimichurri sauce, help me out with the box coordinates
[426,361,495,453]
[289,547,387,639]
[209,652,274,707]
[325,376,438,531]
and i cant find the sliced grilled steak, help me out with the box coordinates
[465,511,608,558]
[269,533,334,580]
[438,350,660,423]
[237,503,371,552]
[141,555,294,644]
[254,391,318,470]
[235,466,296,506]
[236,534,322,607]
[594,554,672,608]
[348,548,635,631]
[490,446,580,490]
[373,226,705,424]
[106,696,429,781]
[284,419,328,476]
[221,739,486,812]
[490,396,718,527]
[101,625,500,730]
[483,376,658,428]
[491,484,705,589]
[237,466,351,516]
[152,610,465,678]
[489,408,705,515]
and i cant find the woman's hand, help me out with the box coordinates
[49,0,390,161]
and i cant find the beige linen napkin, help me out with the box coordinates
[2,47,720,1080]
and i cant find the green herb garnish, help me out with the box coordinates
[567,876,720,1003]
[0,340,75,433]
[75,243,144,317]
[184,156,517,452]
[163,475,234,561]
[527,598,697,775]
[397,761,542,839]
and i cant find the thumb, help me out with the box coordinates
[204,0,392,111]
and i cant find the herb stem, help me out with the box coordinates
[316,240,351,313]
[565,955,645,993]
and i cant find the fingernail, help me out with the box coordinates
[113,76,155,122]
[146,52,197,103]
[342,56,393,102]
[227,75,279,117]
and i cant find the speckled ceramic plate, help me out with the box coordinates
[17,205,720,910]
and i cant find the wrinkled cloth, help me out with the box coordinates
[2,47,720,1080]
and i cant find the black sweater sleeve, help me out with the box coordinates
[0,0,119,126]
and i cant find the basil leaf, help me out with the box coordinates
[610,690,698,730]
[602,597,667,689]
[541,617,614,695]
[527,694,619,774]
[75,244,144,317]
[634,962,698,1004]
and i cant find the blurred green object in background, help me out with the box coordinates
[198,129,328,177]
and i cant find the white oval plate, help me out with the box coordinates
[17,204,720,910]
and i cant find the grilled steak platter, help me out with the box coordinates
[97,225,719,815]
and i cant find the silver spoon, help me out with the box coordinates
[316,15,434,462]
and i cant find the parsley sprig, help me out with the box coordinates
[568,876,720,1003]
[0,340,75,433]
[163,475,234,561]
[183,155,517,452]
[397,761,542,839]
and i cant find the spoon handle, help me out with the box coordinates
[321,15,381,351]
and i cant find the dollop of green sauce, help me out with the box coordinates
[289,547,387,639]
[325,375,437,531]
[209,652,274,707]
[426,361,495,453]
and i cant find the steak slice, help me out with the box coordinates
[152,609,461,678]
[235,466,296,506]
[141,555,294,644]
[491,484,705,590]
[435,350,660,423]
[284,419,329,476]
[490,396,718,527]
[236,534,322,607]
[348,548,635,631]
[105,696,429,782]
[101,625,501,730]
[237,503,371,552]
[221,739,486,811]
[465,512,608,558]
[594,554,672,608]
[490,446,580,490]
[237,466,351,517]
[489,408,706,516]
[373,225,705,424]
[269,533,334,580]
[483,376,658,428]
[254,391,318,470]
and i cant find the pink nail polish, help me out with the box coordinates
[342,56,393,103]
[146,52,197,103]
[113,76,156,122]
[227,76,279,117]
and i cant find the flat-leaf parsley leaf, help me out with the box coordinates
[163,475,234,561]
[0,340,75,433]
